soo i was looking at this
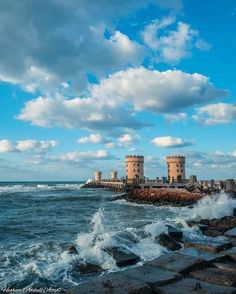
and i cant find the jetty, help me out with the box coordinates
[68,211,236,294]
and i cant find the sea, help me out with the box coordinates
[0,181,236,290]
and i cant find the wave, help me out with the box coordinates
[189,192,236,220]
[0,183,83,194]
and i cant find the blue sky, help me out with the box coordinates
[0,0,236,181]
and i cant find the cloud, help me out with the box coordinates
[0,140,15,152]
[117,133,141,147]
[184,150,236,170]
[18,68,228,131]
[92,67,228,113]
[142,17,211,64]
[193,103,236,125]
[0,0,183,94]
[164,112,187,122]
[57,149,115,164]
[17,94,147,131]
[77,134,102,144]
[151,136,194,148]
[0,139,58,153]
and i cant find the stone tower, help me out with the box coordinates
[110,171,118,181]
[125,155,144,183]
[95,171,102,182]
[166,156,185,183]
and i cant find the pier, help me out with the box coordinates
[82,179,186,192]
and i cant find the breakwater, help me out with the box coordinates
[69,211,236,294]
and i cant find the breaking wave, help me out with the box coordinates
[190,192,236,220]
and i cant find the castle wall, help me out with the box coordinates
[95,171,102,182]
[110,171,118,181]
[125,155,144,183]
[166,156,185,183]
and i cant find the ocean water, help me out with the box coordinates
[0,182,236,290]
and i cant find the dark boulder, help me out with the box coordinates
[167,225,183,242]
[75,262,103,274]
[158,233,182,251]
[68,245,78,255]
[103,246,140,267]
[185,239,232,253]
[189,267,236,287]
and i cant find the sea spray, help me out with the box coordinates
[190,192,236,220]
[131,220,168,260]
[75,210,115,269]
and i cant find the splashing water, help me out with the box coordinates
[75,210,115,269]
[190,192,236,220]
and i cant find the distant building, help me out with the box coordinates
[95,171,102,182]
[189,175,197,185]
[110,171,118,181]
[125,155,144,183]
[225,179,236,192]
[166,155,185,183]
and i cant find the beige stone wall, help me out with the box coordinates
[125,155,144,183]
[95,171,102,182]
[166,156,185,183]
[110,171,118,180]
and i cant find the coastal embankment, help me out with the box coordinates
[123,188,204,206]
[69,206,236,293]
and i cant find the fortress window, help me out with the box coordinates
[133,163,136,166]
[180,164,182,167]
[133,169,136,172]
[181,169,183,172]
[177,169,179,172]
[137,169,140,172]
[137,163,140,166]
[177,164,179,167]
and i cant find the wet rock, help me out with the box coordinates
[69,271,151,294]
[103,246,140,267]
[178,247,226,263]
[225,246,236,261]
[121,265,180,290]
[68,245,78,254]
[158,233,182,251]
[209,219,230,230]
[184,239,232,253]
[189,267,236,287]
[203,229,225,237]
[225,227,236,239]
[212,261,236,274]
[75,262,103,274]
[155,278,236,294]
[200,219,211,226]
[147,252,206,275]
[167,225,183,242]
[233,208,236,216]
[230,217,236,226]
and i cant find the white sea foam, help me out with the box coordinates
[75,210,115,269]
[190,192,236,220]
[144,221,168,239]
[0,183,82,194]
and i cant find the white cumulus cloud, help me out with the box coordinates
[0,139,58,153]
[151,136,194,148]
[77,134,102,144]
[142,17,211,64]
[17,68,228,131]
[193,103,236,125]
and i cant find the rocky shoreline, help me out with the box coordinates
[67,207,236,294]
[113,188,204,206]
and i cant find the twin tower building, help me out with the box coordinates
[95,155,186,184]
